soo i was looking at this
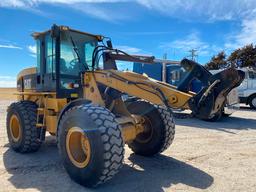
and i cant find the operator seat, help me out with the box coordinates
[60,58,68,73]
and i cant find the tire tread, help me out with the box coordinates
[7,101,41,153]
[58,104,124,187]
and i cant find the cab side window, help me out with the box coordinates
[85,41,97,70]
[60,41,80,76]
[36,40,41,73]
[45,35,56,74]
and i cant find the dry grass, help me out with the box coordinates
[0,88,17,100]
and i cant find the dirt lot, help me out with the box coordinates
[0,97,256,191]
[0,88,17,100]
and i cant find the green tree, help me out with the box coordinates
[227,44,256,68]
[205,51,227,70]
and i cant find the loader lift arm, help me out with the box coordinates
[87,49,245,120]
[86,69,192,109]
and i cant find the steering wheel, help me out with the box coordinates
[69,58,79,68]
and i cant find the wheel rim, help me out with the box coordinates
[252,97,256,107]
[9,114,21,142]
[66,127,91,168]
[135,116,154,143]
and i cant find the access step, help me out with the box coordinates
[36,123,45,127]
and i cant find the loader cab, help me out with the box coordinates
[33,25,102,98]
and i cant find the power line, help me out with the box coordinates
[188,49,198,61]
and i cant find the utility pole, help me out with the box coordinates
[162,53,167,82]
[188,49,198,61]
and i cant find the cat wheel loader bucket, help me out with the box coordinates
[178,59,245,120]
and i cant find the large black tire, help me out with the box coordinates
[126,100,175,156]
[248,94,256,109]
[57,104,124,187]
[6,101,41,153]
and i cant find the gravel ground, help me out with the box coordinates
[0,100,256,192]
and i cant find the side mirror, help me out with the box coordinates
[106,40,113,48]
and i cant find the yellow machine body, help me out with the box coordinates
[15,67,194,141]
[7,25,245,187]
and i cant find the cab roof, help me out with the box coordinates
[32,25,104,41]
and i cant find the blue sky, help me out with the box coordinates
[0,0,256,87]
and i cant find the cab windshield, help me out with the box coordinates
[60,31,98,76]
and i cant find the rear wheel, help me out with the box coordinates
[249,95,256,109]
[126,100,175,156]
[57,104,124,187]
[6,101,41,153]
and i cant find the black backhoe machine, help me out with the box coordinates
[6,25,244,187]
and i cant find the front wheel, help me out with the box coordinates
[126,100,175,156]
[57,104,124,187]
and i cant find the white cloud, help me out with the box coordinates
[0,44,22,49]
[137,0,256,22]
[0,0,27,8]
[0,0,127,7]
[0,0,133,22]
[0,76,16,88]
[120,31,173,36]
[1,0,256,23]
[160,33,209,55]
[116,45,153,56]
[27,45,36,54]
[71,3,130,22]
[137,0,256,53]
[237,19,256,45]
[27,45,37,57]
[116,45,142,54]
[0,0,130,9]
[225,18,256,51]
[161,33,206,51]
[160,32,224,61]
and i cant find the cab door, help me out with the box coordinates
[56,31,83,98]
[42,34,56,91]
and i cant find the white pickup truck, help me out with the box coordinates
[237,68,256,109]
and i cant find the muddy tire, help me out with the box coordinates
[57,104,124,187]
[126,100,175,156]
[6,101,41,153]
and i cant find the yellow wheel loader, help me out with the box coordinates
[6,25,244,187]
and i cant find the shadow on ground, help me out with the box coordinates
[176,114,256,134]
[3,138,213,192]
[239,106,255,112]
